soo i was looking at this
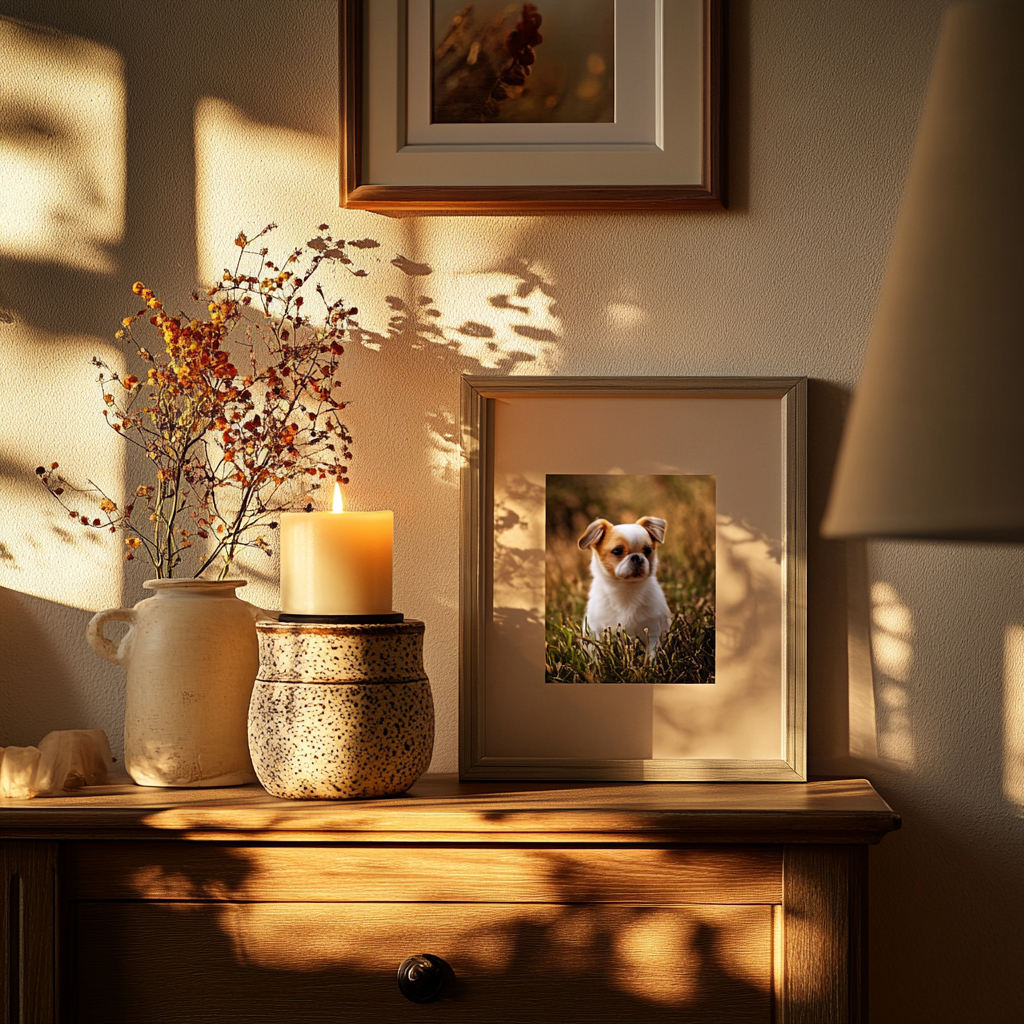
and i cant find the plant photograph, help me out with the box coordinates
[545,474,716,685]
[432,0,614,124]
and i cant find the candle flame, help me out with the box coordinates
[332,482,344,514]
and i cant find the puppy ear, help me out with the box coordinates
[578,519,611,550]
[637,516,666,544]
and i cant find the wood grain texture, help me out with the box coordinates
[340,1,726,212]
[72,900,772,1023]
[0,777,901,845]
[0,842,57,1024]
[343,185,727,213]
[67,843,783,904]
[338,0,361,210]
[781,845,866,1024]
[847,844,867,1024]
[1,783,897,1021]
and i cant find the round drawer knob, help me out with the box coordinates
[397,953,446,1003]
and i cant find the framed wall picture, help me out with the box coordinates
[460,376,806,781]
[341,0,725,212]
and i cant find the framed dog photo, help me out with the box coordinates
[460,376,807,781]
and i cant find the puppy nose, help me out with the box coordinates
[629,554,643,564]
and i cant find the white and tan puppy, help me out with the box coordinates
[578,516,671,656]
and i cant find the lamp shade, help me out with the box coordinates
[822,1,1024,541]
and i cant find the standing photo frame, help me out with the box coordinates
[341,0,725,212]
[460,377,806,781]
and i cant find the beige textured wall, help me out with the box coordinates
[2,1,1023,1020]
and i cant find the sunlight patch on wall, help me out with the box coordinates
[1002,625,1024,811]
[0,19,125,272]
[606,301,648,327]
[425,409,461,487]
[350,261,563,374]
[0,324,125,610]
[845,540,879,759]
[870,581,916,765]
[196,97,560,375]
[194,97,337,286]
[433,267,561,372]
[397,217,563,373]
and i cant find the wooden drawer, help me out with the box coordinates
[67,842,780,1022]
[71,900,775,1023]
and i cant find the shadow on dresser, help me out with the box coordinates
[68,839,771,1024]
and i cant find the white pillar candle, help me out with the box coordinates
[280,485,393,616]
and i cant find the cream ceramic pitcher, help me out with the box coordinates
[87,579,262,787]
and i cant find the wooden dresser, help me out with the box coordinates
[0,777,898,1023]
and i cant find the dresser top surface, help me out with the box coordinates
[0,775,899,844]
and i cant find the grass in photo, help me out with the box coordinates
[545,474,715,684]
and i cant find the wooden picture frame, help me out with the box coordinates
[341,0,726,212]
[460,376,807,781]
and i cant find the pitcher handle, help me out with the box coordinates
[86,608,137,665]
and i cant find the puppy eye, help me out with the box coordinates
[611,546,624,557]
[643,546,652,556]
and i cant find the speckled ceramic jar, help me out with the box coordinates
[248,619,433,800]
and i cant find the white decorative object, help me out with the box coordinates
[0,745,42,799]
[0,729,114,799]
[87,579,261,787]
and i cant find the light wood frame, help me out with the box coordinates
[459,376,807,781]
[340,0,726,212]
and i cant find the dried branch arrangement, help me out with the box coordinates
[39,225,373,579]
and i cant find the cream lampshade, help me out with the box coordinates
[821,1,1024,541]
